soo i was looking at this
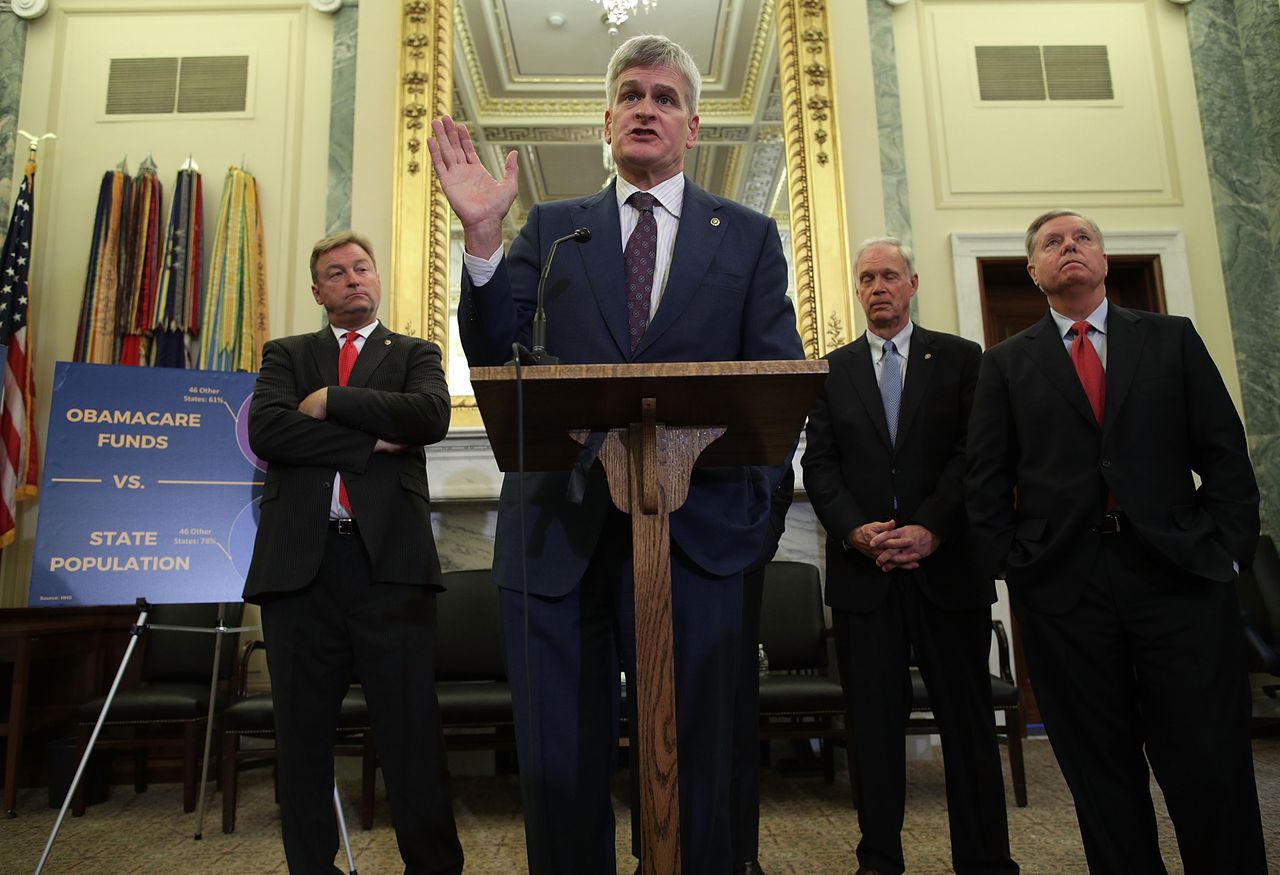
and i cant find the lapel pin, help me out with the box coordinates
[924,352,932,360]
[384,338,392,346]
[710,217,721,227]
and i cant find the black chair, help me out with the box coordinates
[757,560,846,783]
[1239,533,1280,701]
[219,639,376,833]
[905,619,1028,807]
[73,602,243,816]
[434,569,516,753]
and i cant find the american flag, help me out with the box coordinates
[0,162,41,548]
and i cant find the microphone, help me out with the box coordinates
[512,228,592,366]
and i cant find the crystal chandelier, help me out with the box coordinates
[591,0,658,29]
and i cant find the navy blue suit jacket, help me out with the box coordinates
[459,177,804,595]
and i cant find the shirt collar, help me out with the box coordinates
[867,321,914,362]
[1050,298,1108,339]
[329,319,379,344]
[615,173,685,219]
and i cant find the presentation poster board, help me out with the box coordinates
[29,362,264,606]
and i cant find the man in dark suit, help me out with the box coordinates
[427,34,803,875]
[243,231,464,875]
[966,209,1267,873]
[802,238,1017,875]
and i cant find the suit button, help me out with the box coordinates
[1101,459,1111,469]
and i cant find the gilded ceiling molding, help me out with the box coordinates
[777,0,853,357]
[391,0,453,348]
[455,0,776,119]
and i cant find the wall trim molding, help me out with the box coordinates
[950,230,1194,348]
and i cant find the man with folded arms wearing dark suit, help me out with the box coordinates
[966,209,1267,873]
[427,33,802,875]
[243,231,463,875]
[802,237,1017,875]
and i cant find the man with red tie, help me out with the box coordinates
[243,232,463,875]
[966,209,1267,873]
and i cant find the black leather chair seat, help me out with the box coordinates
[758,674,845,715]
[907,669,1020,710]
[222,688,369,733]
[436,681,514,725]
[79,682,220,722]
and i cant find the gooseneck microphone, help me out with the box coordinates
[511,227,592,366]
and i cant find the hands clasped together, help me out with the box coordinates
[847,521,939,572]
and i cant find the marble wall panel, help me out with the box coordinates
[0,10,28,212]
[1187,0,1280,536]
[326,3,357,234]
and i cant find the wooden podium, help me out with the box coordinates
[470,359,827,875]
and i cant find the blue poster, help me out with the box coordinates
[29,362,264,606]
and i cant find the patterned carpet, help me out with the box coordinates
[7,732,1279,874]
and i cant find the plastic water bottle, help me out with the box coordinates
[758,643,770,677]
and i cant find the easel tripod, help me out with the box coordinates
[33,598,362,875]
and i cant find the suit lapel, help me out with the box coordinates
[574,184,629,356]
[1102,303,1144,436]
[894,326,937,449]
[634,179,722,357]
[1026,311,1099,429]
[841,334,894,453]
[306,326,340,388]
[348,323,393,386]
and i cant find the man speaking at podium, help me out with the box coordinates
[243,232,463,875]
[429,34,803,875]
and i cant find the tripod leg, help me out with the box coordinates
[334,781,358,875]
[35,605,151,875]
[193,607,227,839]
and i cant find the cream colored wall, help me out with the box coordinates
[829,0,885,342]
[350,1,397,264]
[831,0,1241,405]
[1,0,336,606]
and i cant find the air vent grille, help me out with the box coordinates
[1043,46,1114,100]
[106,58,180,115]
[177,56,249,113]
[975,45,1114,102]
[105,54,250,115]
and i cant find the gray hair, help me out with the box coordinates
[854,236,915,276]
[1024,209,1105,262]
[605,35,701,116]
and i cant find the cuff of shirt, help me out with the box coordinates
[463,246,503,287]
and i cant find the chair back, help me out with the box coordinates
[759,561,828,671]
[437,570,507,681]
[141,603,245,684]
[1239,534,1280,674]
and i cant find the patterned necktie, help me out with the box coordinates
[880,339,903,446]
[1070,320,1105,425]
[624,192,658,353]
[337,331,359,513]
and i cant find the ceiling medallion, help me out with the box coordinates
[591,0,658,31]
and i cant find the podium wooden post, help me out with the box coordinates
[470,360,827,875]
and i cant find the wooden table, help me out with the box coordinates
[1,607,134,816]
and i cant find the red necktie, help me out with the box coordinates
[1071,320,1105,425]
[337,331,359,513]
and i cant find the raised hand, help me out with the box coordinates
[427,115,518,257]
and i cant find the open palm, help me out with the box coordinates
[427,116,518,244]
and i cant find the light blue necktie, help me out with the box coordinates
[881,339,903,446]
